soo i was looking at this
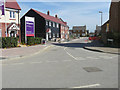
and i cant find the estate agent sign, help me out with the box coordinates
[25,16,35,43]
[25,16,35,37]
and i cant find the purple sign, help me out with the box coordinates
[0,0,5,15]
[26,21,34,36]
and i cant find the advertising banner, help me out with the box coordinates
[0,0,5,15]
[25,16,35,37]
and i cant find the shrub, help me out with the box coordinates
[1,37,18,48]
[27,37,42,45]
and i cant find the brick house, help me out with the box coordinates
[101,20,109,44]
[71,25,87,37]
[101,1,120,45]
[109,1,120,33]
[21,9,69,42]
[59,18,69,41]
[0,0,21,40]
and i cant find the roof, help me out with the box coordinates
[5,0,21,10]
[73,26,86,30]
[31,9,67,26]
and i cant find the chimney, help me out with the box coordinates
[55,15,58,18]
[47,11,50,15]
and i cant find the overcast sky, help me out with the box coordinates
[18,1,111,32]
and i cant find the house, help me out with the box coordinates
[101,20,109,44]
[101,1,120,46]
[59,18,69,41]
[0,0,21,40]
[21,9,69,42]
[95,25,101,36]
[109,1,120,33]
[71,25,87,37]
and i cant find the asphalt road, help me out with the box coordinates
[2,37,118,88]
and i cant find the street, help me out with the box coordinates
[2,38,118,88]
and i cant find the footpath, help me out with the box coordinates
[84,40,120,55]
[0,43,53,60]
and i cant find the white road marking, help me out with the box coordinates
[86,57,99,60]
[11,63,24,65]
[64,47,77,60]
[46,61,58,63]
[71,84,100,88]
[99,56,113,59]
[30,61,42,64]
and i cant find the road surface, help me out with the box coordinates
[2,37,118,88]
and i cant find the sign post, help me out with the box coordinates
[25,16,35,43]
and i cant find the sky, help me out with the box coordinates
[18,1,111,32]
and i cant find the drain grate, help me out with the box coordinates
[83,67,102,72]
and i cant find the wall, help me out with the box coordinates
[109,2,119,32]
[21,9,46,42]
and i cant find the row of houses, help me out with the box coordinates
[0,0,69,43]
[100,1,120,46]
[69,25,89,38]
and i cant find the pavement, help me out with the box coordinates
[0,44,53,60]
[2,37,119,88]
[83,40,120,55]
[0,38,119,61]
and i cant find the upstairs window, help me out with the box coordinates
[46,21,48,26]
[13,12,15,18]
[10,11,12,18]
[57,23,59,28]
[49,21,51,26]
[10,11,15,18]
[53,22,55,27]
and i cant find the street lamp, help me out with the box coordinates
[99,11,103,26]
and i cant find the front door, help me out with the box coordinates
[10,31,15,37]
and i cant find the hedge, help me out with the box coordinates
[27,37,42,45]
[0,37,18,48]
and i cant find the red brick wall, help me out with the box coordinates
[109,2,119,32]
[0,23,21,41]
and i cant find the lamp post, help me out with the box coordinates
[99,11,103,26]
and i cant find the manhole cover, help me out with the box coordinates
[83,67,102,72]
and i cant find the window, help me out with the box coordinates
[57,23,59,28]
[53,33,55,37]
[73,30,76,32]
[53,22,55,27]
[49,33,51,38]
[0,29,1,37]
[49,21,51,26]
[10,11,15,18]
[10,11,12,18]
[13,12,15,18]
[82,30,85,32]
[57,33,59,37]
[82,33,85,36]
[46,21,48,26]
